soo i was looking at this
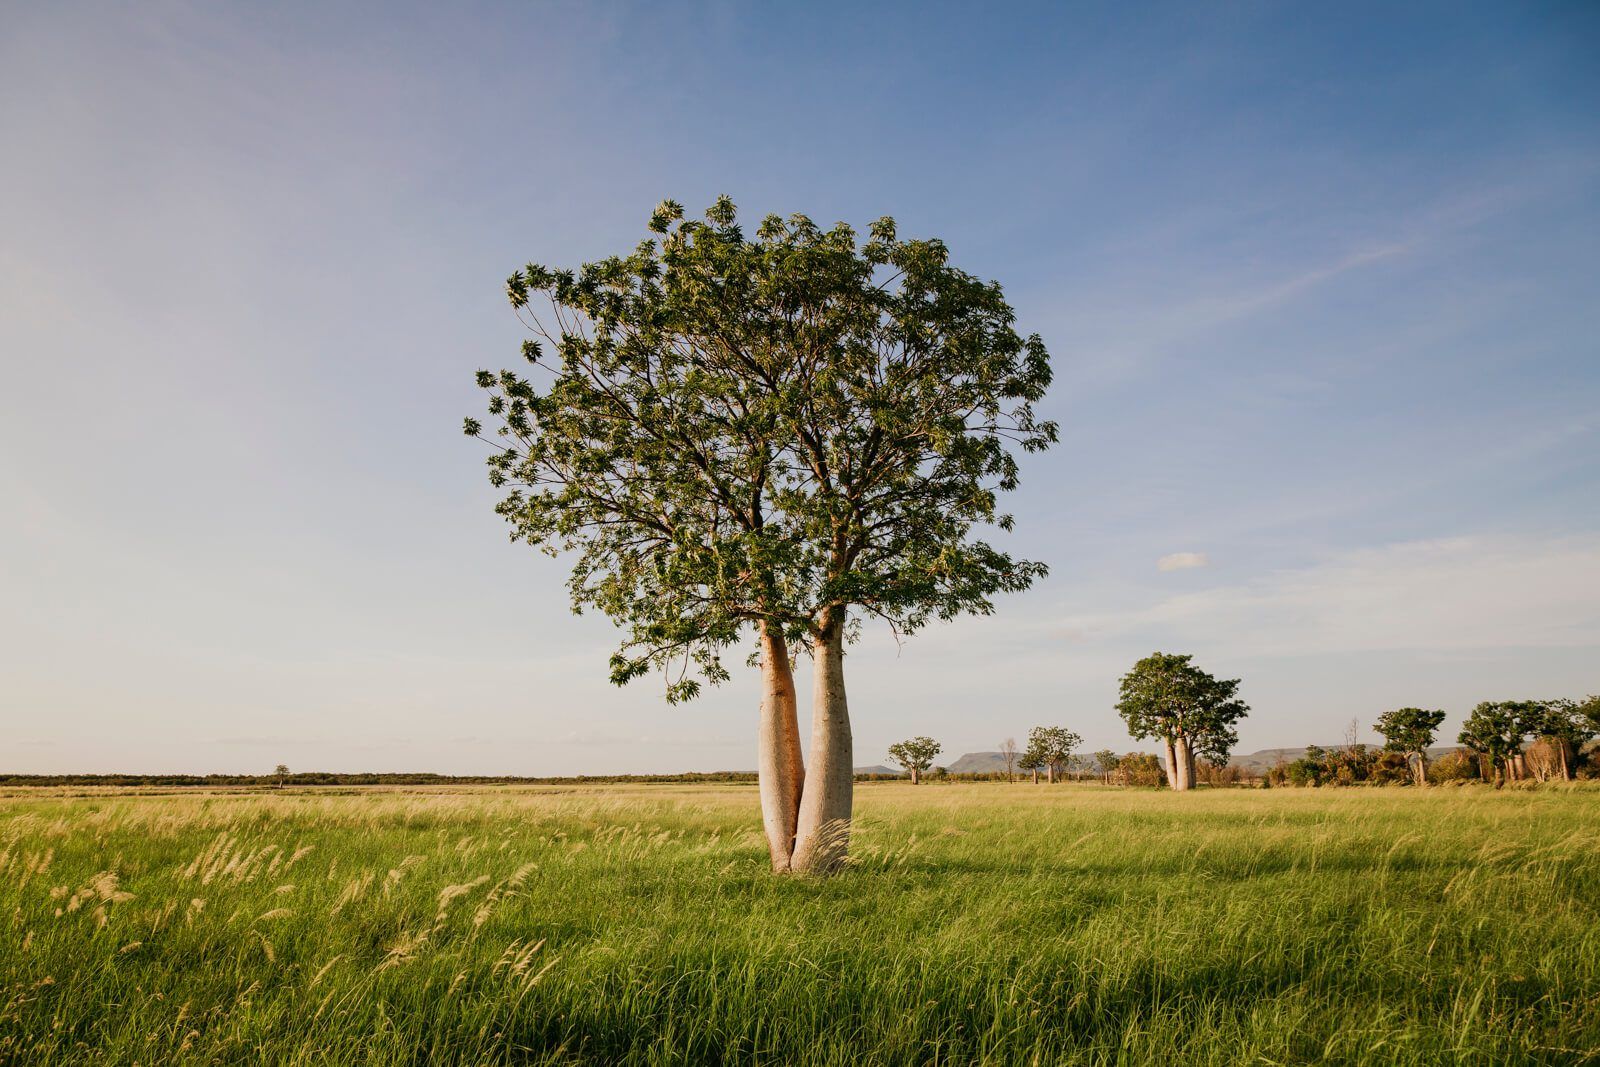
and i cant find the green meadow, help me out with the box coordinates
[2,783,1597,1065]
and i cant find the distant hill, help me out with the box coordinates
[854,765,900,776]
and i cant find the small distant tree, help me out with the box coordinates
[1115,652,1249,792]
[273,764,290,789]
[1025,725,1082,783]
[1019,748,1041,784]
[887,737,942,785]
[998,738,1019,783]
[1373,708,1447,785]
[1459,701,1536,783]
[1093,749,1120,784]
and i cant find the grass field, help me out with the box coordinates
[1,783,1597,1065]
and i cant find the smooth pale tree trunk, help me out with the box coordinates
[1415,752,1428,786]
[790,610,853,875]
[1031,768,1039,784]
[910,767,919,785]
[1046,762,1056,784]
[1162,736,1179,790]
[1168,735,1194,792]
[757,622,804,872]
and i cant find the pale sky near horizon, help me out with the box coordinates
[3,2,1598,775]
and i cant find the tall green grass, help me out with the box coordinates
[2,783,1596,1064]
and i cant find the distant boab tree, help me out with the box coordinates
[273,764,289,789]
[1115,653,1248,792]
[1459,701,1536,783]
[1373,708,1445,785]
[468,197,1054,873]
[1023,725,1081,783]
[888,737,942,784]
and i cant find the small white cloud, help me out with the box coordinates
[1157,552,1209,572]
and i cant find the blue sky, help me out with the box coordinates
[3,1,1597,774]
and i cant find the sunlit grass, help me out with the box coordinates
[2,783,1596,1064]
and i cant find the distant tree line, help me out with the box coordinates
[882,656,1597,790]
[1264,696,1600,787]
[0,771,765,788]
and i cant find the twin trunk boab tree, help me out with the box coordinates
[468,197,1055,874]
[1115,653,1248,791]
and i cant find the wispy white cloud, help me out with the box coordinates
[1073,535,1600,658]
[1157,551,1209,572]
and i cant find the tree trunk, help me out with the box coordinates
[1046,762,1055,784]
[1031,768,1038,784]
[756,622,804,872]
[1415,752,1427,786]
[1559,742,1572,781]
[1170,735,1193,792]
[1162,735,1179,790]
[910,767,919,785]
[790,610,853,875]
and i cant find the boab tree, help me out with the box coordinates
[1373,707,1446,785]
[1458,701,1537,783]
[467,197,1054,874]
[1023,725,1081,783]
[888,736,942,784]
[1115,652,1248,791]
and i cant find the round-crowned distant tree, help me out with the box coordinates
[1024,725,1082,783]
[1115,653,1248,792]
[887,737,942,784]
[1372,708,1446,785]
[468,198,1055,873]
